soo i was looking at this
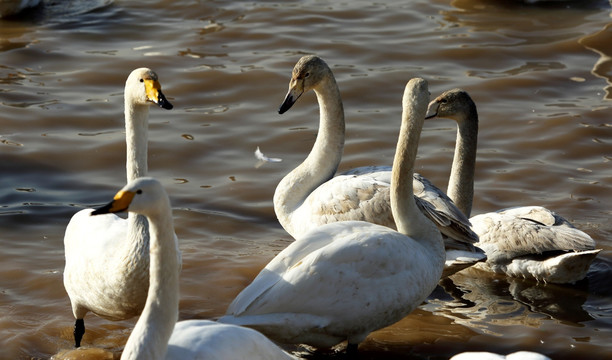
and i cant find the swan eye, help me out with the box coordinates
[440,99,448,104]
[140,79,144,83]
[136,189,143,194]
[304,72,310,78]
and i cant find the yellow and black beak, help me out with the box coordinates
[144,78,173,110]
[91,190,136,216]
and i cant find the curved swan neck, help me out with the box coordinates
[125,101,150,182]
[274,74,345,222]
[392,80,437,241]
[121,200,178,360]
[447,104,478,218]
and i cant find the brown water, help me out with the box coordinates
[1,0,611,359]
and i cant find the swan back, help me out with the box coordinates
[167,320,296,360]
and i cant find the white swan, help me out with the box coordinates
[91,177,296,360]
[273,55,481,277]
[426,88,600,283]
[219,78,445,351]
[450,351,551,360]
[63,68,175,347]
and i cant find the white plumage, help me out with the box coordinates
[91,178,295,360]
[273,55,482,276]
[63,68,175,347]
[450,350,551,360]
[220,78,445,351]
[426,88,600,283]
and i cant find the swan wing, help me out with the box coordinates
[471,206,596,263]
[302,173,395,228]
[223,221,442,346]
[313,168,478,245]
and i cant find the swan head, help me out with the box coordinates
[125,68,173,110]
[91,177,169,218]
[278,55,331,114]
[425,88,476,124]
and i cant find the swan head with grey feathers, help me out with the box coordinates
[279,55,332,114]
[425,88,476,124]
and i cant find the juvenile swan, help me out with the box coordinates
[63,68,175,347]
[273,55,480,276]
[426,88,600,283]
[220,78,445,351]
[92,178,295,360]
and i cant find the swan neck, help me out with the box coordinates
[447,108,478,217]
[121,203,178,360]
[274,75,345,229]
[391,104,425,237]
[391,85,441,250]
[125,101,150,182]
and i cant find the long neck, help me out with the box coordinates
[392,86,441,248]
[121,205,179,360]
[447,106,478,218]
[125,100,150,249]
[273,75,345,231]
[125,100,150,182]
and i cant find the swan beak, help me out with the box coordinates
[278,77,304,114]
[91,190,136,216]
[145,79,174,110]
[425,100,439,120]
[278,88,303,114]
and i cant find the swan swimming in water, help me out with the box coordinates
[63,68,176,347]
[91,177,296,360]
[219,78,445,352]
[425,88,600,284]
[273,55,483,277]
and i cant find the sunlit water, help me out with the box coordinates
[0,0,611,359]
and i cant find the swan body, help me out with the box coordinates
[220,78,445,350]
[426,88,600,283]
[273,55,481,276]
[450,351,551,360]
[63,68,174,347]
[92,178,295,360]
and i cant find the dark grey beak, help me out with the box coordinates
[278,92,299,114]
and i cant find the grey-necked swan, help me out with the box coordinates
[426,88,599,283]
[273,55,483,277]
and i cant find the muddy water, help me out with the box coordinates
[0,0,611,359]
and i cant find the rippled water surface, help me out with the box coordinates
[1,0,611,359]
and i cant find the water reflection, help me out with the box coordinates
[580,21,612,99]
[432,267,595,334]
